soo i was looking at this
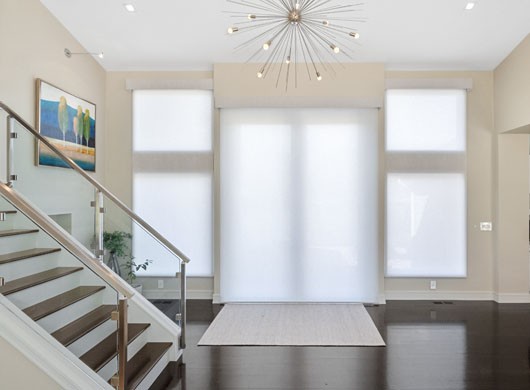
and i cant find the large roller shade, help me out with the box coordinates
[385,89,467,278]
[132,90,213,276]
[220,108,379,302]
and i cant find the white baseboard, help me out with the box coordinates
[384,290,530,303]
[144,290,530,304]
[383,290,495,301]
[188,290,214,300]
[493,292,530,303]
[143,289,213,300]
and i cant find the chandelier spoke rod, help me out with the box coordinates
[301,21,348,61]
[300,23,343,72]
[261,0,290,14]
[308,1,365,12]
[227,12,285,24]
[302,0,332,14]
[262,24,292,78]
[299,24,334,75]
[303,15,366,22]
[304,19,357,44]
[293,25,299,88]
[227,13,289,20]
[277,0,294,14]
[294,26,313,80]
[279,27,295,89]
[304,18,356,32]
[233,21,287,51]
[230,19,287,35]
[227,0,284,14]
[297,26,320,76]
[304,3,363,16]
[299,0,319,13]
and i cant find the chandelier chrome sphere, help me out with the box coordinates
[226,0,364,89]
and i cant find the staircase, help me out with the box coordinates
[0,206,183,389]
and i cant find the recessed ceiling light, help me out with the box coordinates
[465,2,475,10]
[124,4,135,12]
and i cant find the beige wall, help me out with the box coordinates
[0,337,61,390]
[494,34,530,133]
[0,0,106,176]
[104,65,516,302]
[214,63,385,108]
[0,0,106,246]
[384,71,497,299]
[105,71,214,297]
[493,33,530,301]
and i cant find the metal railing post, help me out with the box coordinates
[179,263,187,349]
[0,277,4,287]
[110,297,128,390]
[93,190,105,263]
[6,115,17,187]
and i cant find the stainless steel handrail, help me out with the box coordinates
[0,101,190,264]
[0,181,134,298]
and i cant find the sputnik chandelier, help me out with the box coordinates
[226,0,364,89]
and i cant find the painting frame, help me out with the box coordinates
[35,78,96,172]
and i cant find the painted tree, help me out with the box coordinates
[83,109,91,149]
[57,96,69,145]
[72,116,78,146]
[76,106,84,146]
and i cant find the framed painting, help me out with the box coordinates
[36,79,96,172]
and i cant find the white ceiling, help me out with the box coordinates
[40,0,530,72]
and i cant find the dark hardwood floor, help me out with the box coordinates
[156,300,530,389]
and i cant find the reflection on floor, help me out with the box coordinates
[152,300,530,390]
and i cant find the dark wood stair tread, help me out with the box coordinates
[124,342,173,390]
[0,247,61,265]
[0,266,83,295]
[23,285,105,321]
[52,304,116,346]
[0,229,39,238]
[148,360,182,390]
[81,323,151,372]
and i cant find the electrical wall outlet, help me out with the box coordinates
[430,280,437,290]
[158,279,164,289]
[480,222,493,231]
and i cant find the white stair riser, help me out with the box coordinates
[135,348,172,390]
[7,272,82,310]
[0,217,14,229]
[68,319,116,357]
[97,330,149,382]
[0,253,59,281]
[0,234,38,254]
[37,289,104,333]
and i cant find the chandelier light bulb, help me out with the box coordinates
[316,72,322,81]
[323,20,329,26]
[295,2,300,10]
[263,40,271,50]
[286,56,291,64]
[331,44,340,53]
[98,52,104,59]
[228,26,239,34]
[257,69,264,78]
[349,31,360,39]
[248,14,256,20]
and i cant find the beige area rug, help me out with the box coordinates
[198,303,385,346]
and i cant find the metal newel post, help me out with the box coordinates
[110,297,128,390]
[6,115,17,187]
[180,263,187,349]
[94,189,105,263]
